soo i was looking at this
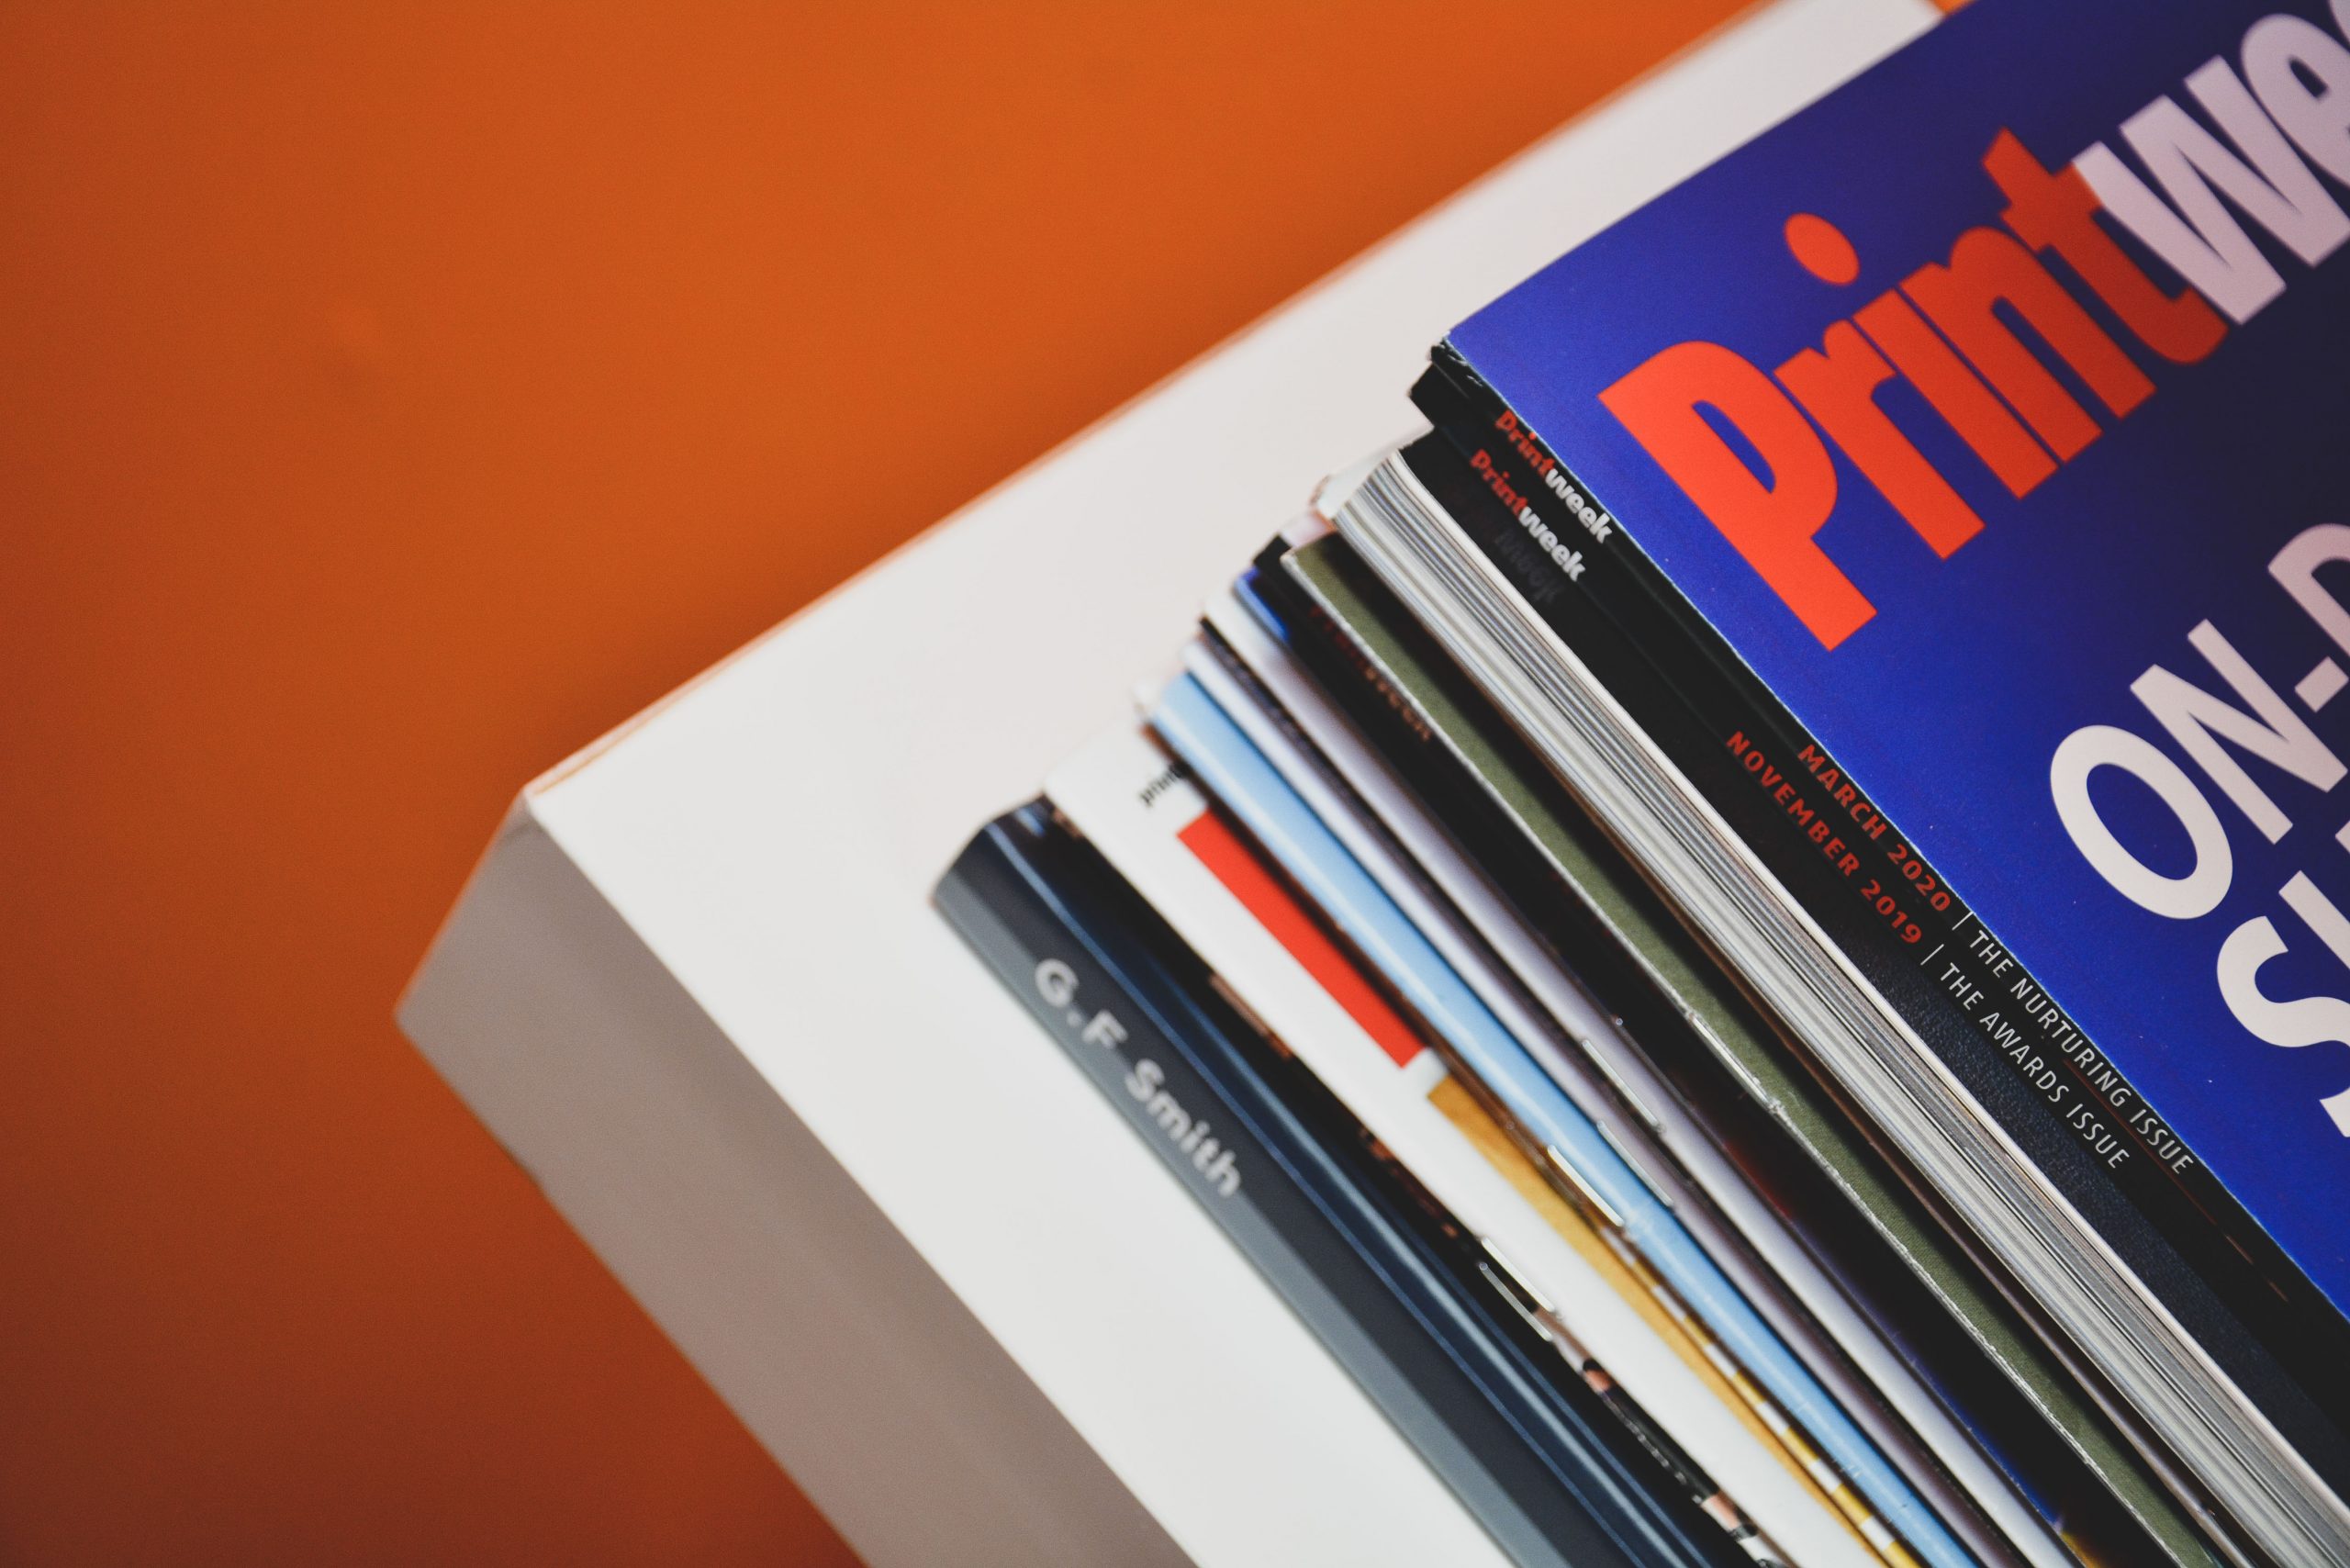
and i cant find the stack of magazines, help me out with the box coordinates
[935,3,2350,1563]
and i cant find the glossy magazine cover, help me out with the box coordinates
[1445,0,2350,1337]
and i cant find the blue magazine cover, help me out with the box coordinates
[1442,0,2350,1359]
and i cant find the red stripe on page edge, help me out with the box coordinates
[1177,807,1423,1070]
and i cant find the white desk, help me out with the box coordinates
[397,4,1935,1560]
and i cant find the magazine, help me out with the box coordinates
[1326,6,2350,1558]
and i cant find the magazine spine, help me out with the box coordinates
[936,805,1726,1568]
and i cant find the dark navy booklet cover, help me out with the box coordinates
[1446,0,2350,1322]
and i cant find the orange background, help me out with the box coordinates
[1,3,1815,1561]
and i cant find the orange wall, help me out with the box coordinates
[1,4,1761,1561]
